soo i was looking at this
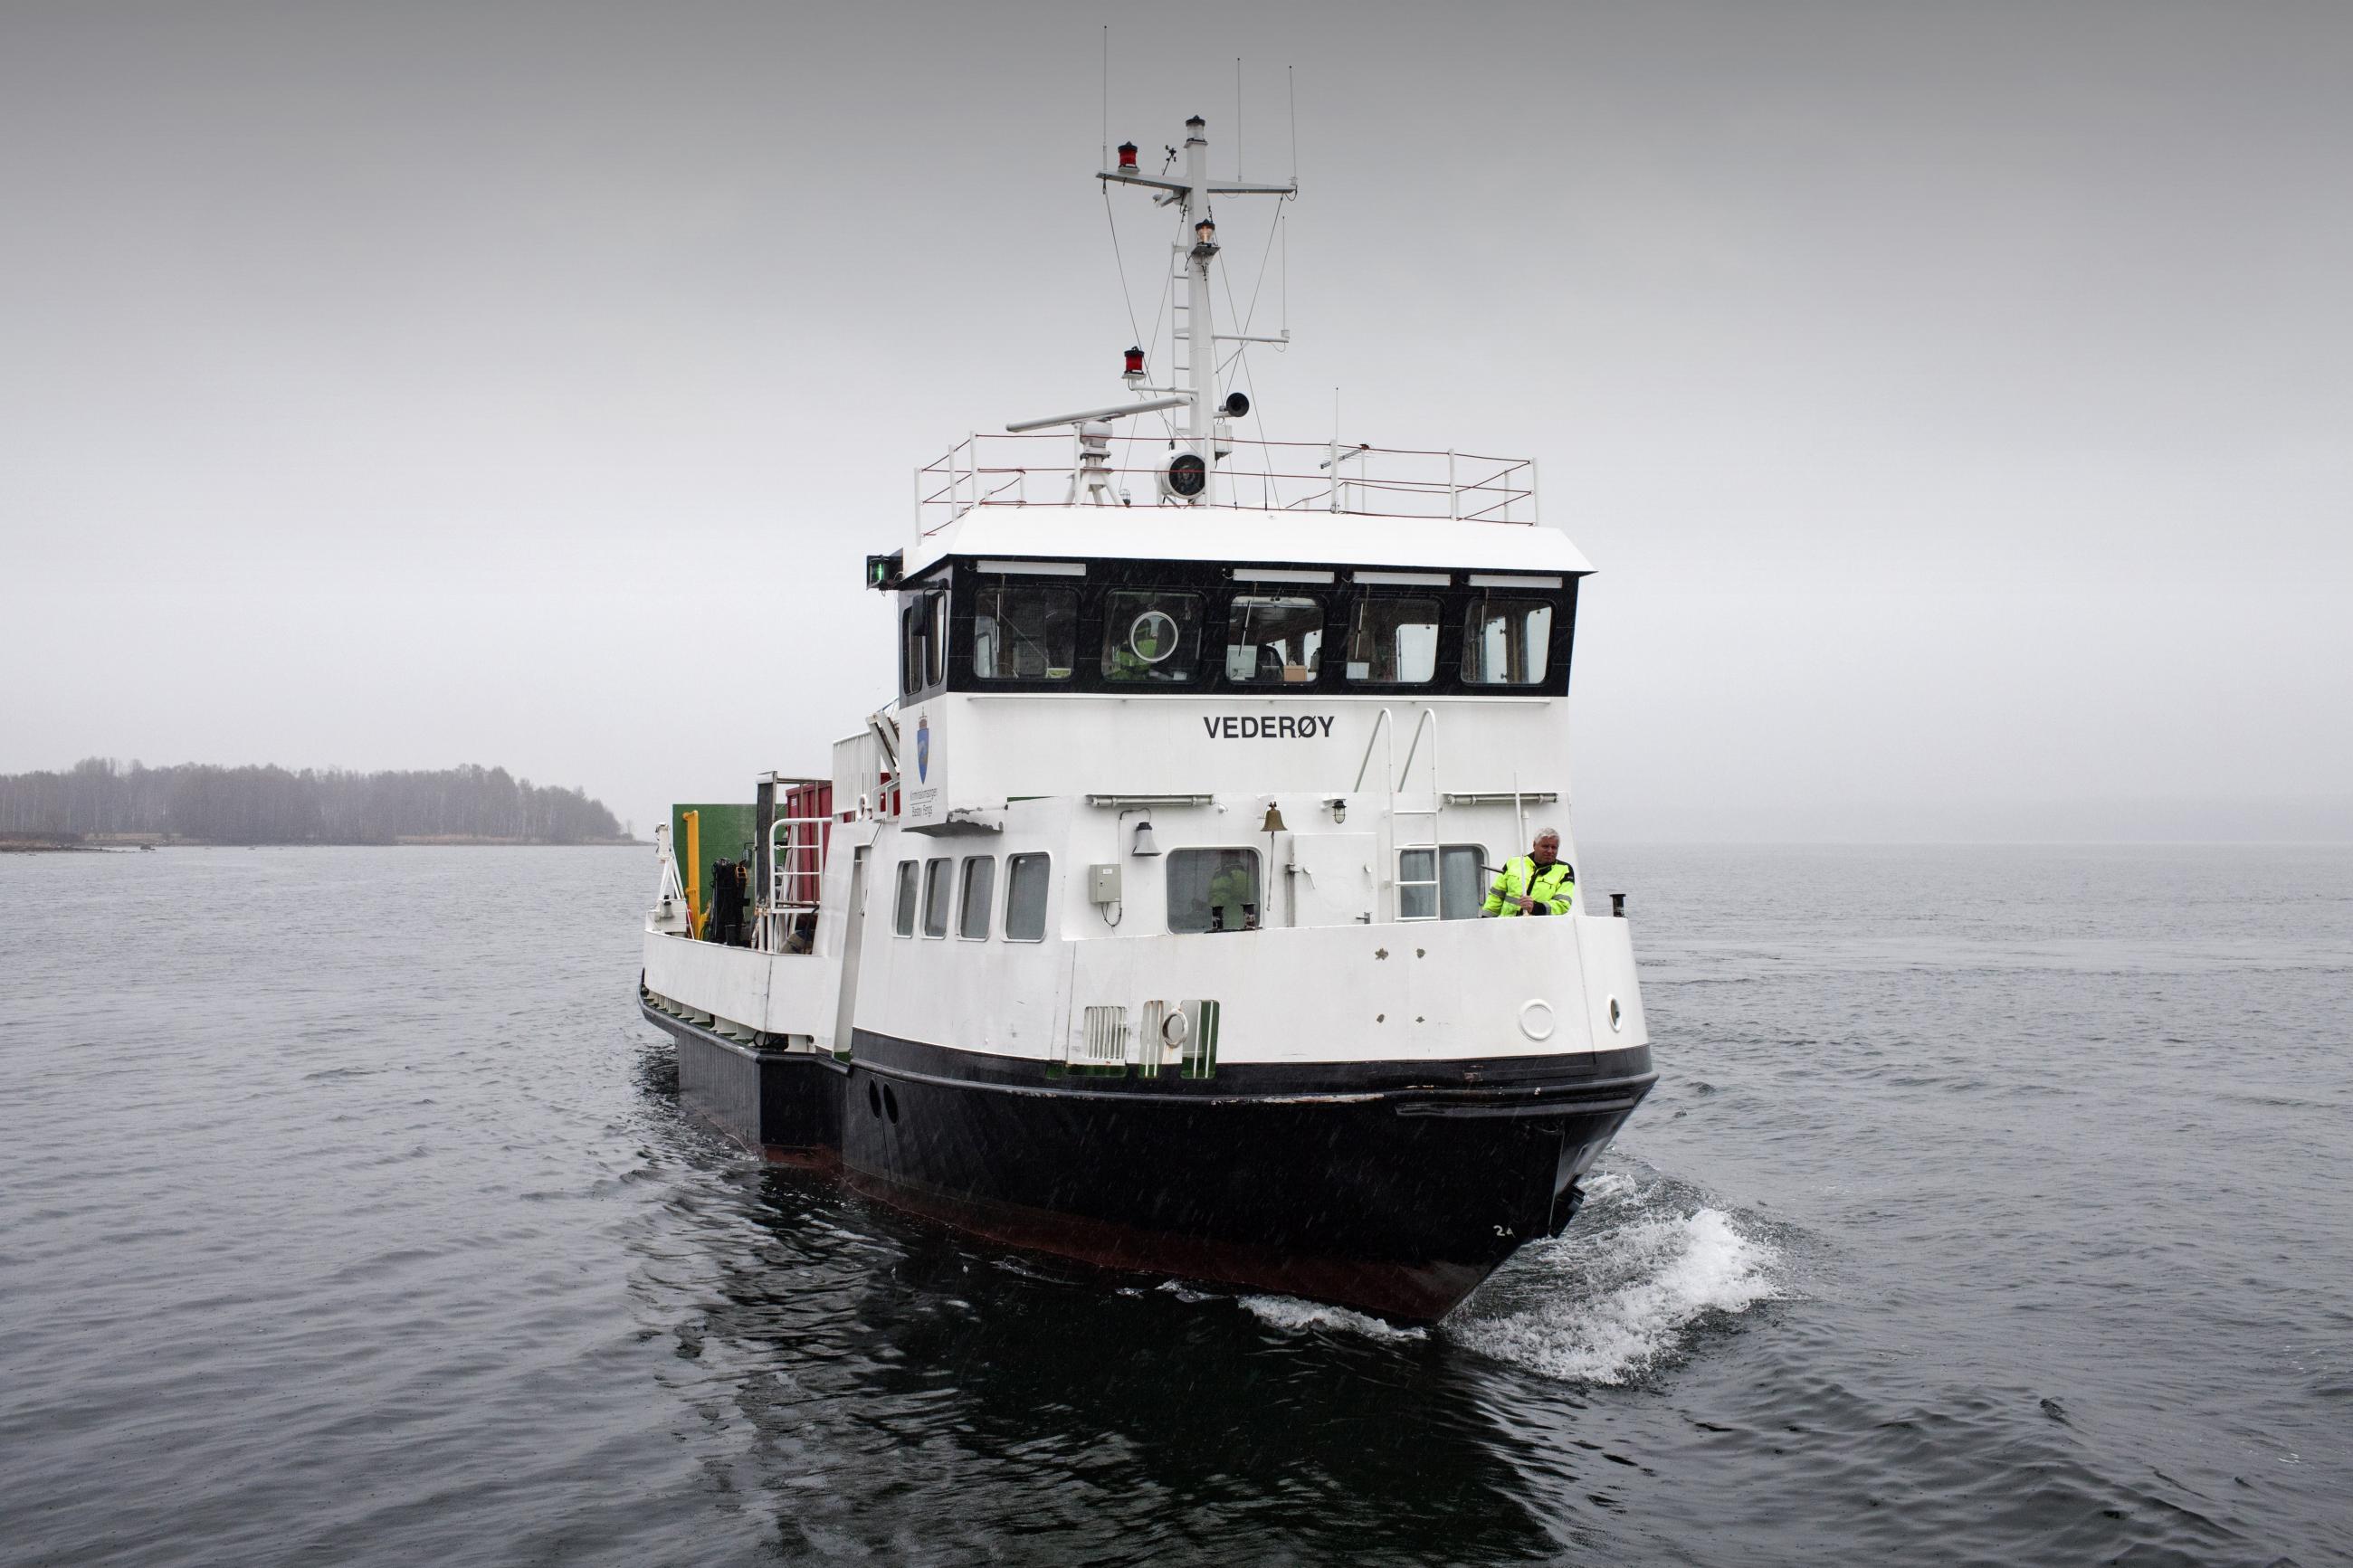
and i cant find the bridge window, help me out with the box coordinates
[1224,595,1324,683]
[1005,852,1051,942]
[1168,847,1261,933]
[1344,597,1440,683]
[900,606,922,696]
[892,860,919,936]
[974,581,1077,680]
[921,857,953,937]
[957,856,995,939]
[900,590,947,697]
[1462,597,1553,686]
[1102,590,1204,682]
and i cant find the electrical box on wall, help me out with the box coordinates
[1088,864,1121,905]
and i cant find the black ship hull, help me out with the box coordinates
[642,998,1653,1321]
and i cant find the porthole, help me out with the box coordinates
[1608,996,1623,1033]
[866,1079,882,1118]
[882,1084,900,1124]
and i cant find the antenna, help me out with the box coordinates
[1288,65,1298,185]
[1100,113,1296,506]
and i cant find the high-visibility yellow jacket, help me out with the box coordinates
[1483,855,1575,917]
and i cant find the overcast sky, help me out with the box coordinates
[4,0,2348,841]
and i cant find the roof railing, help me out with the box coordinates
[915,433,1537,537]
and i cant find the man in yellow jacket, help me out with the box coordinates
[1482,830,1575,917]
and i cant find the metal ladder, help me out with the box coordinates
[1167,244,1191,390]
[1354,707,1444,921]
[1394,708,1443,920]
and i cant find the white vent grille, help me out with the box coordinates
[1078,1005,1128,1067]
[1137,1001,1167,1067]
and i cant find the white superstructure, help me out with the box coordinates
[636,109,1652,1321]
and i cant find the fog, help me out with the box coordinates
[4,0,2347,842]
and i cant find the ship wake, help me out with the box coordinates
[1443,1162,1783,1384]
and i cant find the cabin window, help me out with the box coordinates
[1398,849,1438,921]
[892,860,919,936]
[1004,853,1051,942]
[1344,597,1440,683]
[1400,844,1491,919]
[973,581,1077,680]
[1167,847,1262,934]
[957,855,995,939]
[921,857,953,937]
[1101,590,1204,682]
[1462,597,1553,686]
[1440,845,1490,919]
[1223,595,1324,683]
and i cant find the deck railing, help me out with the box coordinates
[916,433,1536,536]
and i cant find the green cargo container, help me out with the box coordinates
[670,803,757,899]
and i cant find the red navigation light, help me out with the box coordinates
[1117,141,1138,172]
[1123,345,1146,375]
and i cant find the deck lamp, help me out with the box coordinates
[1131,820,1160,857]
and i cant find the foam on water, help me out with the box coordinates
[1239,1295,1430,1343]
[1447,1171,1782,1385]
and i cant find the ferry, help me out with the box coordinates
[636,112,1653,1320]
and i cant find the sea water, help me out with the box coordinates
[1,842,2346,1565]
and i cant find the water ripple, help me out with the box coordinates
[1,843,2348,1567]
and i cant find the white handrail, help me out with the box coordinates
[1396,707,1440,798]
[1351,707,1395,794]
[758,814,832,952]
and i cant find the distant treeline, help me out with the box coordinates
[0,758,625,844]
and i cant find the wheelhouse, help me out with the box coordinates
[890,555,1581,704]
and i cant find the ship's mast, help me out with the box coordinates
[1181,117,1215,458]
[1099,114,1295,506]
